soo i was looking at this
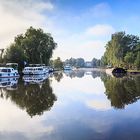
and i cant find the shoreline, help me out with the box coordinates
[75,67,140,76]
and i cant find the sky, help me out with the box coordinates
[0,0,140,61]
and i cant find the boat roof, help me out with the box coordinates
[29,64,45,67]
[6,63,18,65]
[0,67,14,69]
[24,66,44,68]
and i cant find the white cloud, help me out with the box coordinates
[0,0,113,60]
[53,29,107,60]
[0,0,54,48]
[86,99,111,111]
[86,24,115,36]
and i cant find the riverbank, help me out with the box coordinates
[127,70,140,74]
[75,68,106,72]
[105,68,140,77]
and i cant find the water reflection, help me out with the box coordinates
[53,71,63,82]
[63,70,103,79]
[102,74,140,109]
[23,74,49,85]
[0,78,18,90]
[63,70,140,109]
[0,78,57,117]
[0,70,140,139]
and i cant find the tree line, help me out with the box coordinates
[64,57,101,68]
[64,32,140,70]
[1,27,140,70]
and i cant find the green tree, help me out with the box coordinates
[92,58,101,67]
[102,32,140,69]
[4,26,57,68]
[75,58,85,68]
[53,57,63,69]
[135,51,140,69]
[4,44,27,71]
[124,52,135,69]
[64,58,76,66]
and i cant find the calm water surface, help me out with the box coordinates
[0,70,140,140]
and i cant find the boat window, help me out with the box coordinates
[1,69,8,72]
[8,69,11,72]
[38,68,43,70]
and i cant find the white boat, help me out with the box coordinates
[23,66,49,75]
[64,65,72,70]
[0,67,19,78]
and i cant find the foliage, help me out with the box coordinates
[64,58,76,66]
[64,57,85,68]
[75,58,85,67]
[102,32,140,69]
[53,57,63,69]
[135,51,140,69]
[3,27,57,69]
[92,58,101,67]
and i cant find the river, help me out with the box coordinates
[0,70,140,140]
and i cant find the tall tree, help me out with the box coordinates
[135,51,140,69]
[75,58,85,67]
[53,57,63,69]
[102,32,140,69]
[124,52,135,69]
[4,27,57,67]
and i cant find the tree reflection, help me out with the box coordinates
[91,71,104,79]
[63,70,105,79]
[0,78,57,117]
[63,70,85,78]
[53,71,63,82]
[102,74,140,109]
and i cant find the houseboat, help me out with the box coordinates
[23,64,49,75]
[6,63,18,70]
[63,65,72,70]
[0,67,19,78]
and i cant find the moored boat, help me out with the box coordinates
[6,63,18,70]
[0,67,19,78]
[64,65,72,70]
[22,64,49,75]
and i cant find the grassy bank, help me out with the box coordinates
[127,69,140,74]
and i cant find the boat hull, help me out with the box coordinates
[0,73,19,78]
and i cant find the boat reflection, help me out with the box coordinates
[23,74,49,85]
[0,77,18,90]
[0,78,57,117]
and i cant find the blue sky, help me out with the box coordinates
[0,0,140,60]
